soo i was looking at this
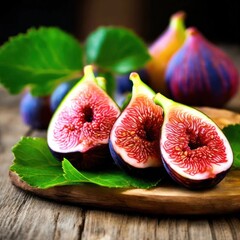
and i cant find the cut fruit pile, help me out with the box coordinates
[47,65,233,190]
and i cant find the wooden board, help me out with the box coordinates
[9,107,240,215]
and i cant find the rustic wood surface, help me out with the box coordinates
[1,45,240,240]
[8,168,240,216]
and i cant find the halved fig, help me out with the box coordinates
[154,93,233,189]
[47,65,121,170]
[109,72,164,177]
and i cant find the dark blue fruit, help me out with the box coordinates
[20,91,52,130]
[50,80,77,112]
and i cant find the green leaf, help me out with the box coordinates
[222,124,240,169]
[85,27,150,74]
[0,27,83,96]
[10,137,161,189]
[63,159,160,189]
[10,137,69,188]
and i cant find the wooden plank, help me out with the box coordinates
[80,212,240,240]
[0,89,86,240]
[9,169,240,216]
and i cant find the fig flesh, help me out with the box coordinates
[109,72,164,176]
[154,93,233,189]
[166,27,239,107]
[47,65,121,170]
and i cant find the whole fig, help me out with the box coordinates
[50,80,78,112]
[154,93,233,189]
[20,91,52,130]
[146,11,186,95]
[166,27,239,107]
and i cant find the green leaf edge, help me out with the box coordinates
[222,124,240,169]
[10,137,161,190]
[0,26,84,96]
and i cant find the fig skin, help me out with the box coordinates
[109,141,164,178]
[47,65,121,170]
[51,144,114,170]
[165,27,239,107]
[50,80,77,112]
[109,72,164,178]
[146,11,186,95]
[20,91,52,130]
[154,93,233,190]
[162,160,230,190]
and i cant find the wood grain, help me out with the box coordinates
[9,169,240,216]
[8,106,240,216]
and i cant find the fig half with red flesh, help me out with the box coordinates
[154,93,233,189]
[47,65,121,170]
[109,72,164,177]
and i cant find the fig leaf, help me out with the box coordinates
[0,27,83,96]
[63,159,160,189]
[0,26,150,98]
[222,124,240,169]
[10,137,69,188]
[10,137,161,189]
[85,27,150,74]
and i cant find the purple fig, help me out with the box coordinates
[166,27,239,107]
[20,91,52,130]
[50,80,78,112]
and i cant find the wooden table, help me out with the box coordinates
[1,45,240,240]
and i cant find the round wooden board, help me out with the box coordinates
[9,107,240,215]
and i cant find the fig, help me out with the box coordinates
[154,93,233,189]
[47,65,121,170]
[50,80,78,112]
[20,91,52,130]
[146,11,186,95]
[166,27,239,107]
[109,72,164,177]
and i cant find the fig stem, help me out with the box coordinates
[79,65,107,91]
[170,11,186,32]
[130,72,155,98]
[83,65,96,82]
[154,93,174,110]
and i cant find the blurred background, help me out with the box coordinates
[1,0,240,45]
